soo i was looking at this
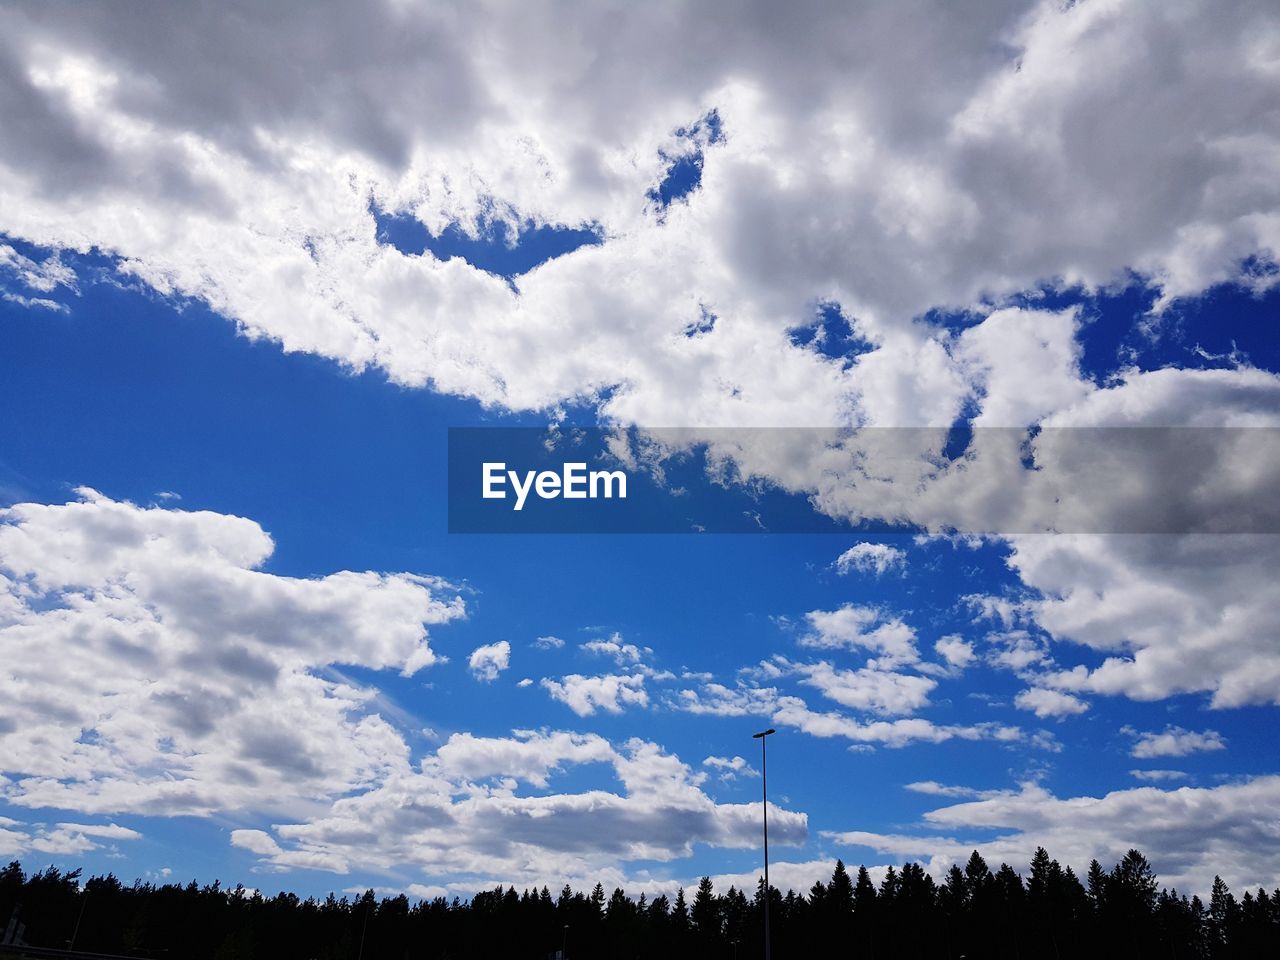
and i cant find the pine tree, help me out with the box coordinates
[722,885,749,948]
[691,876,720,942]
[808,879,827,913]
[964,850,993,898]
[606,887,631,921]
[852,864,878,959]
[0,850,1259,958]
[672,887,689,930]
[879,865,899,902]
[939,865,969,960]
[1086,859,1107,907]
[828,860,854,917]
[942,865,968,910]
[1111,849,1158,914]
[1208,875,1238,956]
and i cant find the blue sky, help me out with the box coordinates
[4,235,1278,897]
[2,0,1280,902]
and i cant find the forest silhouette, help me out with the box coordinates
[2,848,1278,959]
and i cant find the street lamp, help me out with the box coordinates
[69,889,88,951]
[752,727,776,960]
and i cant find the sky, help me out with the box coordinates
[1,0,1280,902]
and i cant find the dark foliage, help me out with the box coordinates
[1,849,1277,959]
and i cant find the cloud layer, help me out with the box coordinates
[0,490,465,817]
[0,493,808,890]
[0,0,1276,429]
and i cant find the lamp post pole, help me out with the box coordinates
[69,890,88,950]
[752,727,776,960]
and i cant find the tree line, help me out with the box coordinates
[2,848,1278,959]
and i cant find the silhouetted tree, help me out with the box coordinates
[1,848,1269,960]
[691,875,721,949]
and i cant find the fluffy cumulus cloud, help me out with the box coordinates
[834,542,906,577]
[1008,533,1280,710]
[702,756,758,781]
[233,731,807,891]
[770,697,1025,750]
[829,776,1280,894]
[541,673,650,717]
[1127,726,1227,759]
[0,0,1276,430]
[581,634,652,665]
[468,641,511,682]
[0,490,464,817]
[0,817,141,858]
[1,0,1278,710]
[791,661,937,717]
[799,605,919,666]
[0,493,809,889]
[934,636,976,671]
[671,679,1028,751]
[1014,686,1089,719]
[1,3,1278,723]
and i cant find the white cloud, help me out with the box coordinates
[0,490,464,817]
[702,755,758,781]
[228,829,281,857]
[670,682,775,718]
[964,595,1031,630]
[904,781,1009,800]
[934,635,975,670]
[0,1,1276,734]
[833,542,906,577]
[434,730,614,789]
[533,635,565,650]
[671,679,1026,749]
[468,641,511,682]
[956,305,1090,428]
[582,633,651,665]
[0,818,142,858]
[1129,769,1189,782]
[829,776,1280,894]
[799,604,919,666]
[0,0,1274,437]
[233,732,808,890]
[987,630,1052,672]
[1127,726,1227,759]
[1014,686,1088,719]
[541,673,649,717]
[0,242,77,308]
[791,660,936,716]
[771,695,1024,749]
[1012,531,1280,709]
